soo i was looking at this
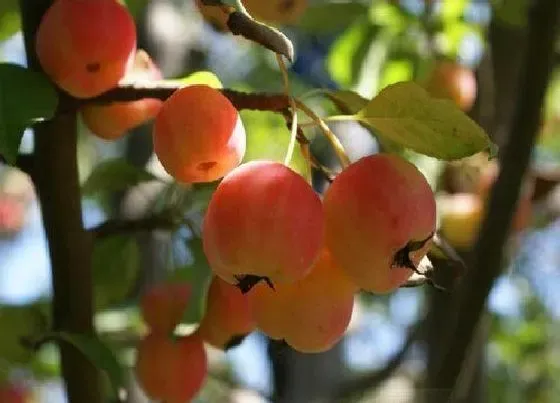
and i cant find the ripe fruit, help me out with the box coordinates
[439,193,483,250]
[0,195,26,235]
[324,154,436,293]
[81,50,163,140]
[135,332,207,402]
[424,61,477,111]
[140,283,191,335]
[243,0,308,25]
[0,383,30,403]
[203,160,324,288]
[36,0,136,98]
[196,276,255,350]
[153,85,246,183]
[248,249,356,353]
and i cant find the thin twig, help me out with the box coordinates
[295,100,351,169]
[335,320,423,400]
[89,214,178,239]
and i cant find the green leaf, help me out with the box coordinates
[93,235,140,310]
[53,332,125,397]
[324,89,405,153]
[0,304,49,366]
[441,0,469,22]
[0,63,58,163]
[353,81,496,160]
[165,71,223,89]
[491,0,529,27]
[0,0,20,42]
[122,0,149,18]
[325,90,368,115]
[327,19,378,87]
[169,238,213,324]
[298,3,369,33]
[82,159,158,197]
[240,110,311,182]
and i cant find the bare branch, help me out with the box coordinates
[89,214,178,239]
[429,1,560,400]
[59,84,290,114]
[335,320,423,401]
[227,12,294,62]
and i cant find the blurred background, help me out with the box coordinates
[1,0,560,402]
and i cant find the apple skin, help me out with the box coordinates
[324,154,436,293]
[202,160,324,287]
[81,50,163,141]
[153,84,247,184]
[36,0,137,98]
[424,61,477,111]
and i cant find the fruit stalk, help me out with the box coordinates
[19,1,103,402]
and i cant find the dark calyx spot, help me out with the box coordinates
[224,334,249,350]
[86,62,101,73]
[198,161,217,172]
[234,275,275,294]
[279,0,295,12]
[392,232,435,274]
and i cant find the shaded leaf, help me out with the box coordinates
[169,237,213,324]
[82,159,157,197]
[93,235,140,310]
[0,63,58,163]
[325,90,368,115]
[53,332,125,397]
[354,81,496,160]
[298,3,369,33]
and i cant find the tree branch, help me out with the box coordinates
[19,1,103,402]
[0,154,35,178]
[429,1,560,400]
[59,84,290,114]
[334,320,423,401]
[90,214,178,239]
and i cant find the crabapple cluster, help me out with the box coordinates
[200,154,435,353]
[136,283,208,402]
[36,0,165,141]
[35,1,437,400]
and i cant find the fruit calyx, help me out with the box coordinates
[223,334,248,350]
[392,232,434,273]
[234,274,275,294]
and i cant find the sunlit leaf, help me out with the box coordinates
[165,71,223,89]
[354,81,496,160]
[52,332,125,398]
[324,89,404,153]
[327,19,378,87]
